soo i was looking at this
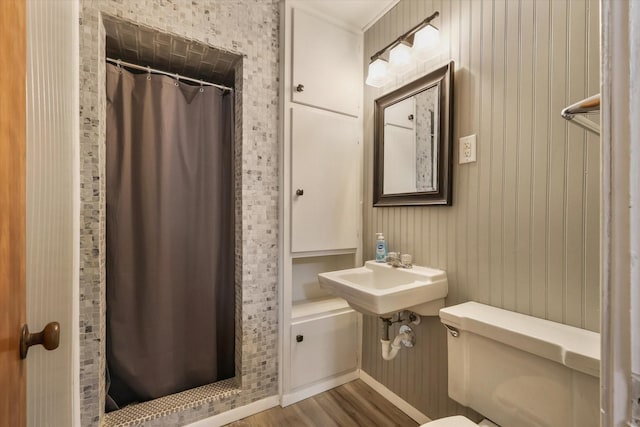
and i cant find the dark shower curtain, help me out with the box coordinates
[105,64,235,409]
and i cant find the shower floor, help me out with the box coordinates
[225,380,418,427]
[103,378,240,427]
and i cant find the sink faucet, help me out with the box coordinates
[387,252,402,267]
[387,252,412,268]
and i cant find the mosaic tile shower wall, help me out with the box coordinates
[79,1,279,425]
[415,87,437,191]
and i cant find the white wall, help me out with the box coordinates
[600,0,640,424]
[26,0,79,425]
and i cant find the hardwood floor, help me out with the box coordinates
[225,380,419,427]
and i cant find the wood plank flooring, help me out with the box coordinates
[225,380,419,427]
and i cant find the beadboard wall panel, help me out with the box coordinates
[26,1,78,425]
[362,0,600,421]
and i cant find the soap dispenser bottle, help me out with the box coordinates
[375,233,388,262]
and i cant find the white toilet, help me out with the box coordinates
[421,302,600,427]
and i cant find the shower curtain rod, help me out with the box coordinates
[106,57,234,92]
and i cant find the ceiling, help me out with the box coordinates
[102,1,397,86]
[302,0,399,31]
[103,15,240,87]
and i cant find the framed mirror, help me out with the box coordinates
[373,61,454,206]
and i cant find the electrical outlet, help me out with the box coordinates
[459,134,477,164]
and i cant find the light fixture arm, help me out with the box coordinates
[370,11,440,62]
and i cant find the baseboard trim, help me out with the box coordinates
[184,395,280,427]
[359,370,431,425]
[281,370,360,407]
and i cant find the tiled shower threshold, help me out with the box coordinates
[103,378,241,427]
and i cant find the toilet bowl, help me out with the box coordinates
[420,415,498,427]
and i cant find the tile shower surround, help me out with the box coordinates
[79,1,280,425]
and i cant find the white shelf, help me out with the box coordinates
[291,297,352,320]
[291,249,357,259]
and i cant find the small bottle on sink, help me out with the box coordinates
[375,233,388,262]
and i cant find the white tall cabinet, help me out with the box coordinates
[279,2,363,405]
[291,108,359,252]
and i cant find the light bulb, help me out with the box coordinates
[388,42,414,75]
[365,58,391,87]
[412,24,439,61]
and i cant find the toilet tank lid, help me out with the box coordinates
[439,302,600,378]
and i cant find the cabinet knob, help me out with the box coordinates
[295,84,305,92]
[296,334,304,343]
[295,189,304,196]
[408,114,414,121]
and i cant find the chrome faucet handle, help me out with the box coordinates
[400,254,412,268]
[387,252,401,267]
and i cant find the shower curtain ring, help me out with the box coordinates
[116,59,122,74]
[175,74,180,87]
[199,80,204,93]
[146,66,151,80]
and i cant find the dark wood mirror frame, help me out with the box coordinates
[373,61,454,206]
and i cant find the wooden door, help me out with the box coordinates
[0,1,27,426]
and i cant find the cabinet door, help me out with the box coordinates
[291,107,359,252]
[383,125,417,194]
[290,311,358,390]
[292,8,360,117]
[384,97,416,129]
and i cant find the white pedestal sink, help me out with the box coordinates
[318,260,448,316]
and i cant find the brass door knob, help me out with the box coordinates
[20,322,60,359]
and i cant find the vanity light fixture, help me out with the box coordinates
[412,24,439,61]
[365,11,440,87]
[365,58,392,88]
[388,42,414,75]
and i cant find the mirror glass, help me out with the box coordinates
[374,61,453,206]
[382,85,439,194]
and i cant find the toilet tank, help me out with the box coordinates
[440,302,599,427]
